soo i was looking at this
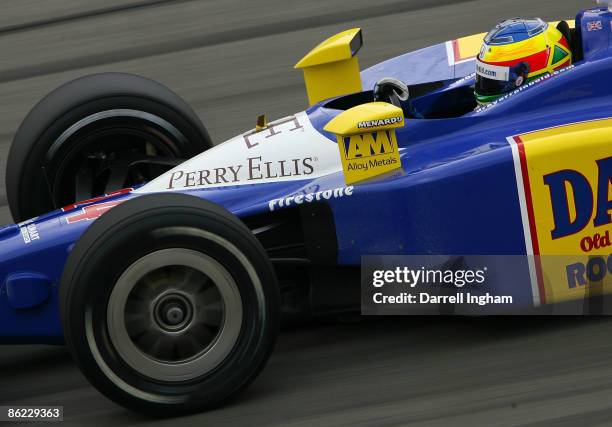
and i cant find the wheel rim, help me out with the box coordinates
[48,109,190,209]
[107,248,243,382]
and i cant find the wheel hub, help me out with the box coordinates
[106,249,243,382]
[153,293,193,332]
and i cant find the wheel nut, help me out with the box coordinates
[165,305,184,325]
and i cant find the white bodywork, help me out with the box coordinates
[138,112,342,193]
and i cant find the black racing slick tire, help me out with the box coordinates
[7,73,212,223]
[60,193,280,416]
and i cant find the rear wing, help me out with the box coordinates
[295,28,363,106]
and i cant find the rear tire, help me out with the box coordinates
[7,73,212,223]
[60,193,279,415]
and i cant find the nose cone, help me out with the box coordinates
[137,111,342,195]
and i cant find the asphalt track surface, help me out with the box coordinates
[0,0,606,426]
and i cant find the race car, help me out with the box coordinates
[2,0,612,415]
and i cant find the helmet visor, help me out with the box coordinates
[475,59,529,97]
[475,74,513,96]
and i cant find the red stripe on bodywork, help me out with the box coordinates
[62,188,132,212]
[452,38,476,63]
[452,39,462,62]
[514,135,546,305]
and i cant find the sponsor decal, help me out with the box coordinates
[587,20,603,31]
[17,217,39,227]
[137,112,342,193]
[475,65,574,113]
[65,200,123,224]
[243,115,303,149]
[338,129,402,185]
[167,157,316,189]
[475,61,509,81]
[509,118,612,305]
[268,186,353,211]
[544,158,612,242]
[357,117,403,129]
[20,223,39,244]
[164,115,314,189]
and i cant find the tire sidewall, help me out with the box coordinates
[61,195,279,414]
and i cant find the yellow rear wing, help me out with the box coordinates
[295,28,363,106]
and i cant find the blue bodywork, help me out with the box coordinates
[2,7,612,342]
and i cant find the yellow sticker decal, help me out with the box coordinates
[510,119,612,306]
[336,129,401,185]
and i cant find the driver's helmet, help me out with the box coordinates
[475,18,572,105]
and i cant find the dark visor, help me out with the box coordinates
[475,74,514,96]
[475,61,529,97]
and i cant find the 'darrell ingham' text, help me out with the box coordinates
[372,292,513,306]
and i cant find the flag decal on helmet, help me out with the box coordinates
[552,45,570,64]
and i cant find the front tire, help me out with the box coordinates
[7,73,212,223]
[60,193,279,415]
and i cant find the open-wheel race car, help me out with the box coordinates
[2,1,612,415]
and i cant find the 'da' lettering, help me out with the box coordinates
[544,170,593,239]
[593,157,612,227]
[544,157,612,239]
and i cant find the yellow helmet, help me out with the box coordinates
[475,18,572,105]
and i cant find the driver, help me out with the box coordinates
[475,18,572,105]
